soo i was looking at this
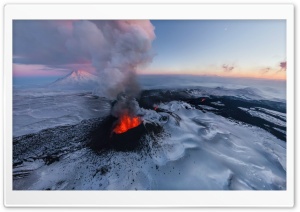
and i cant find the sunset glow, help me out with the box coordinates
[13,20,286,81]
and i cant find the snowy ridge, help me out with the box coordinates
[139,75,286,102]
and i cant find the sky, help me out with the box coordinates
[13,20,286,80]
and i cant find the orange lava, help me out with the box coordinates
[113,114,142,134]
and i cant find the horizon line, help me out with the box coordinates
[13,73,286,81]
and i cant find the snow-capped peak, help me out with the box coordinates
[50,70,99,90]
[66,70,97,81]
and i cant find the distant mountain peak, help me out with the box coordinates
[50,70,99,90]
[69,69,93,77]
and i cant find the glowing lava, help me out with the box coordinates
[113,114,142,134]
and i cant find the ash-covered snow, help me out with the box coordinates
[13,99,286,190]
[211,101,225,106]
[238,107,286,127]
[273,127,286,135]
[255,107,286,121]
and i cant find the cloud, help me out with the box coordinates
[279,61,286,71]
[13,20,84,66]
[13,20,155,69]
[260,67,271,74]
[260,61,286,75]
[13,64,68,77]
[222,64,235,72]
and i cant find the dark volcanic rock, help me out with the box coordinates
[110,123,146,151]
[13,118,105,166]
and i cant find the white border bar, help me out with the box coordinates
[4,4,293,20]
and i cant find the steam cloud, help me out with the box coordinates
[222,64,235,72]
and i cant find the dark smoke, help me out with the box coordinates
[111,94,141,118]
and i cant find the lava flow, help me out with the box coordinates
[113,113,142,134]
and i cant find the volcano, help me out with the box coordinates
[111,121,146,151]
[87,115,150,152]
[50,70,99,90]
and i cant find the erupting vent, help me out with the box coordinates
[113,114,142,134]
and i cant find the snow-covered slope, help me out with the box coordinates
[13,92,111,137]
[50,70,99,90]
[13,100,286,190]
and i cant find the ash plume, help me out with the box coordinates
[111,94,141,118]
[67,20,155,99]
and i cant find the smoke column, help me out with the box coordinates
[67,20,155,99]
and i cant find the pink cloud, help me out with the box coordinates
[279,61,286,71]
[13,64,68,77]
